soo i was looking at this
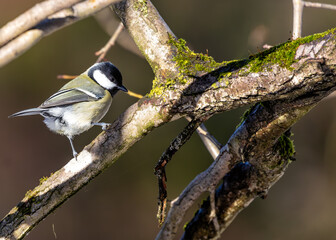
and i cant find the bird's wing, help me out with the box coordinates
[39,88,103,108]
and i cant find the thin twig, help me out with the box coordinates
[292,0,304,39]
[52,224,57,239]
[292,0,336,40]
[95,22,124,63]
[185,116,222,160]
[304,1,336,10]
[196,124,222,160]
[154,119,203,225]
[57,74,78,80]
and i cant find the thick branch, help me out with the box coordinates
[0,102,169,240]
[113,0,178,77]
[180,102,314,239]
[157,97,322,239]
[0,0,83,47]
[0,0,120,67]
[160,31,336,118]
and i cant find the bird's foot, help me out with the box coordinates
[73,151,78,160]
[101,123,111,131]
[93,122,111,131]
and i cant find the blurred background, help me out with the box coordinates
[1,0,336,239]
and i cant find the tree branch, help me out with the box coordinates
[94,8,143,57]
[179,102,314,239]
[158,31,336,118]
[157,91,329,239]
[292,0,304,39]
[95,21,124,62]
[0,102,169,240]
[304,1,336,10]
[292,0,336,40]
[195,123,223,160]
[0,0,121,67]
[154,119,203,225]
[113,0,178,77]
[0,0,83,47]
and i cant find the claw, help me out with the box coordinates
[102,123,111,131]
[93,122,111,131]
[73,151,78,160]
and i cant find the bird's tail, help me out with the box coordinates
[8,108,44,118]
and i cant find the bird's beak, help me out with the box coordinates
[118,85,128,92]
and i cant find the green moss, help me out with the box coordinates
[9,206,19,214]
[25,189,33,198]
[39,176,48,184]
[148,36,227,97]
[168,37,224,77]
[147,77,169,97]
[248,28,335,72]
[275,132,295,160]
[183,221,189,230]
[149,28,335,98]
[134,0,148,15]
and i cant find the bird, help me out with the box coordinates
[9,61,128,159]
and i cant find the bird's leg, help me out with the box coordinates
[67,136,78,159]
[92,122,111,131]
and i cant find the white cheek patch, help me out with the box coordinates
[93,70,117,90]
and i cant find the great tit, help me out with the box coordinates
[9,62,127,159]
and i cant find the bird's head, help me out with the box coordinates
[88,62,127,96]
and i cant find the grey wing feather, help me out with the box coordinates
[39,88,102,108]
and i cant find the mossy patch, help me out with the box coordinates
[148,36,226,97]
[169,36,224,77]
[25,189,33,198]
[148,28,335,98]
[39,176,48,185]
[134,0,148,15]
[274,131,295,161]
[248,28,335,72]
[148,77,164,97]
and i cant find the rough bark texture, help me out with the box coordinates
[113,0,178,77]
[0,0,335,239]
